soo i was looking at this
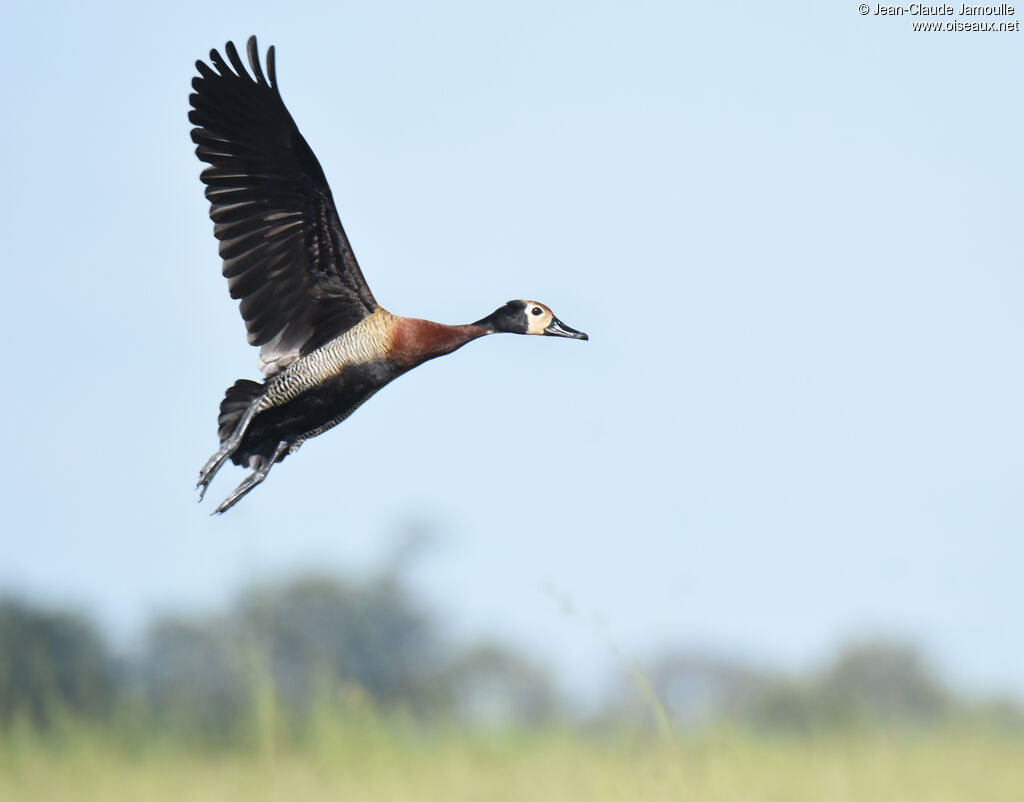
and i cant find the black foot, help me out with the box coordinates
[197,447,233,502]
[198,398,263,504]
[210,440,288,514]
[212,471,264,514]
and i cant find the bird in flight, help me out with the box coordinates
[190,37,588,513]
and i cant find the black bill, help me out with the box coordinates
[544,317,589,340]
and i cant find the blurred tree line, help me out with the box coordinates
[607,644,1024,734]
[1,569,1020,742]
[0,571,560,743]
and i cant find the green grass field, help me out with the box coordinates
[7,583,1022,800]
[3,725,1022,801]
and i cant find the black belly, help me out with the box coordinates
[234,360,399,465]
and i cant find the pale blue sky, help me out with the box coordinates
[1,1,1021,704]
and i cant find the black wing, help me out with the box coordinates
[190,37,378,375]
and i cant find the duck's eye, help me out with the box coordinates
[531,306,543,316]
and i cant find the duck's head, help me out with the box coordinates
[474,300,588,340]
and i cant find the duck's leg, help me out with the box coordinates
[197,400,262,500]
[212,439,289,515]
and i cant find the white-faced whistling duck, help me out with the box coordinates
[190,37,588,513]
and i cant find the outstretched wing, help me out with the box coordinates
[190,37,378,376]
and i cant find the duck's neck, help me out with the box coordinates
[390,317,489,368]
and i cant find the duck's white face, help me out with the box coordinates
[523,300,555,335]
[474,299,587,339]
[517,299,589,340]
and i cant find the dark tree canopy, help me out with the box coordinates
[0,599,116,728]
